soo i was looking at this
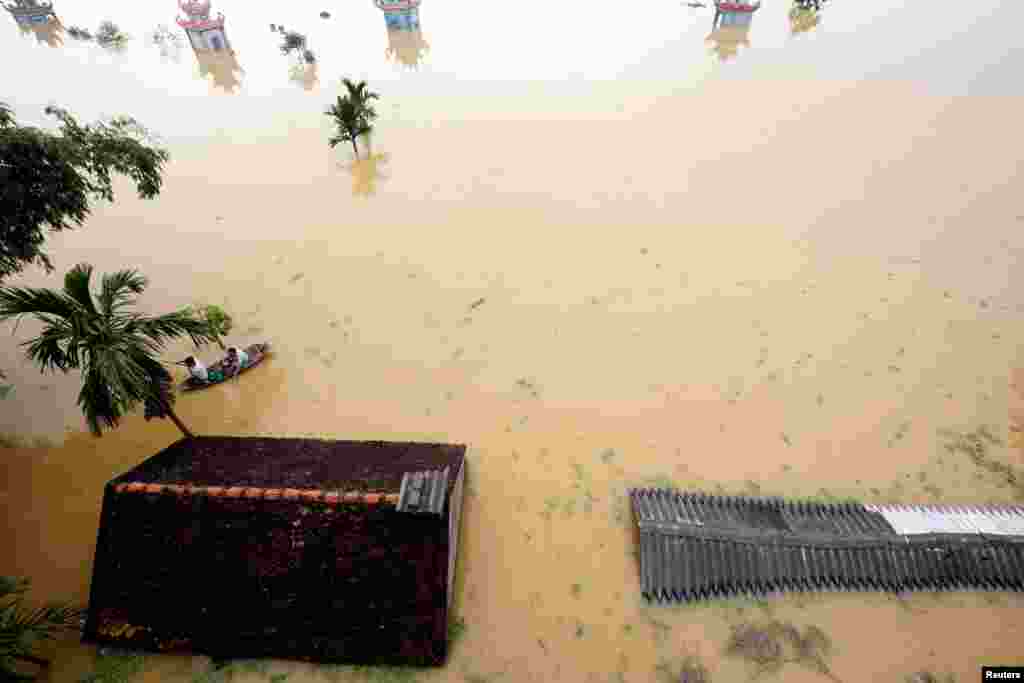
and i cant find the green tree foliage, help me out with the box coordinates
[1,575,85,682]
[0,103,169,281]
[0,264,217,438]
[185,303,233,350]
[94,20,129,50]
[279,30,307,56]
[325,79,379,157]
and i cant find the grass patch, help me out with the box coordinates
[541,497,560,520]
[724,620,838,681]
[678,655,711,683]
[940,426,1022,499]
[79,651,146,683]
[328,664,419,683]
[638,474,677,490]
[449,616,467,645]
[905,672,956,683]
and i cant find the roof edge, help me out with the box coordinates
[111,482,400,505]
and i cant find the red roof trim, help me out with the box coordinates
[112,482,400,505]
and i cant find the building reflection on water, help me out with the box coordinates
[177,0,243,93]
[789,0,826,35]
[375,0,429,69]
[4,0,63,47]
[705,1,759,62]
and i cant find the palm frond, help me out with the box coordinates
[22,322,73,372]
[0,287,78,322]
[98,269,147,315]
[130,309,216,349]
[61,264,98,316]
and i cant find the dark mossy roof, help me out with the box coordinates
[84,436,468,666]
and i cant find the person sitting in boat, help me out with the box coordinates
[184,355,224,384]
[184,355,208,383]
[223,346,250,378]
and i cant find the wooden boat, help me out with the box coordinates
[180,343,271,392]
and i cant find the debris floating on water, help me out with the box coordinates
[468,297,487,311]
[320,10,331,18]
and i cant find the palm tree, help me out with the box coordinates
[1,575,84,681]
[0,263,216,439]
[325,78,379,158]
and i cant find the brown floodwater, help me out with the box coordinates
[3,0,1024,680]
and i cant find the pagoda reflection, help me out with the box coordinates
[177,0,243,93]
[705,1,759,62]
[375,0,429,69]
[4,0,63,47]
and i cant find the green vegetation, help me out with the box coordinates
[0,102,168,281]
[448,616,467,646]
[78,651,145,683]
[905,672,955,683]
[0,264,217,438]
[724,620,837,681]
[678,655,711,683]
[186,303,234,350]
[1,575,85,681]
[94,21,130,50]
[279,30,307,56]
[326,79,380,158]
[940,426,1022,498]
[570,583,582,598]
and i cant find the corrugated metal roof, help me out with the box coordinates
[397,468,449,515]
[632,490,1024,603]
[866,504,1024,537]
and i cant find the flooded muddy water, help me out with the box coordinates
[2,0,1024,680]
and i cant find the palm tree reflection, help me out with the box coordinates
[340,137,391,198]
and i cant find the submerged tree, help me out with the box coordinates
[0,102,169,281]
[95,20,129,50]
[0,575,84,681]
[65,25,94,41]
[279,30,307,56]
[147,23,183,60]
[0,264,217,438]
[325,78,379,157]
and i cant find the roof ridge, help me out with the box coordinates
[111,482,400,505]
